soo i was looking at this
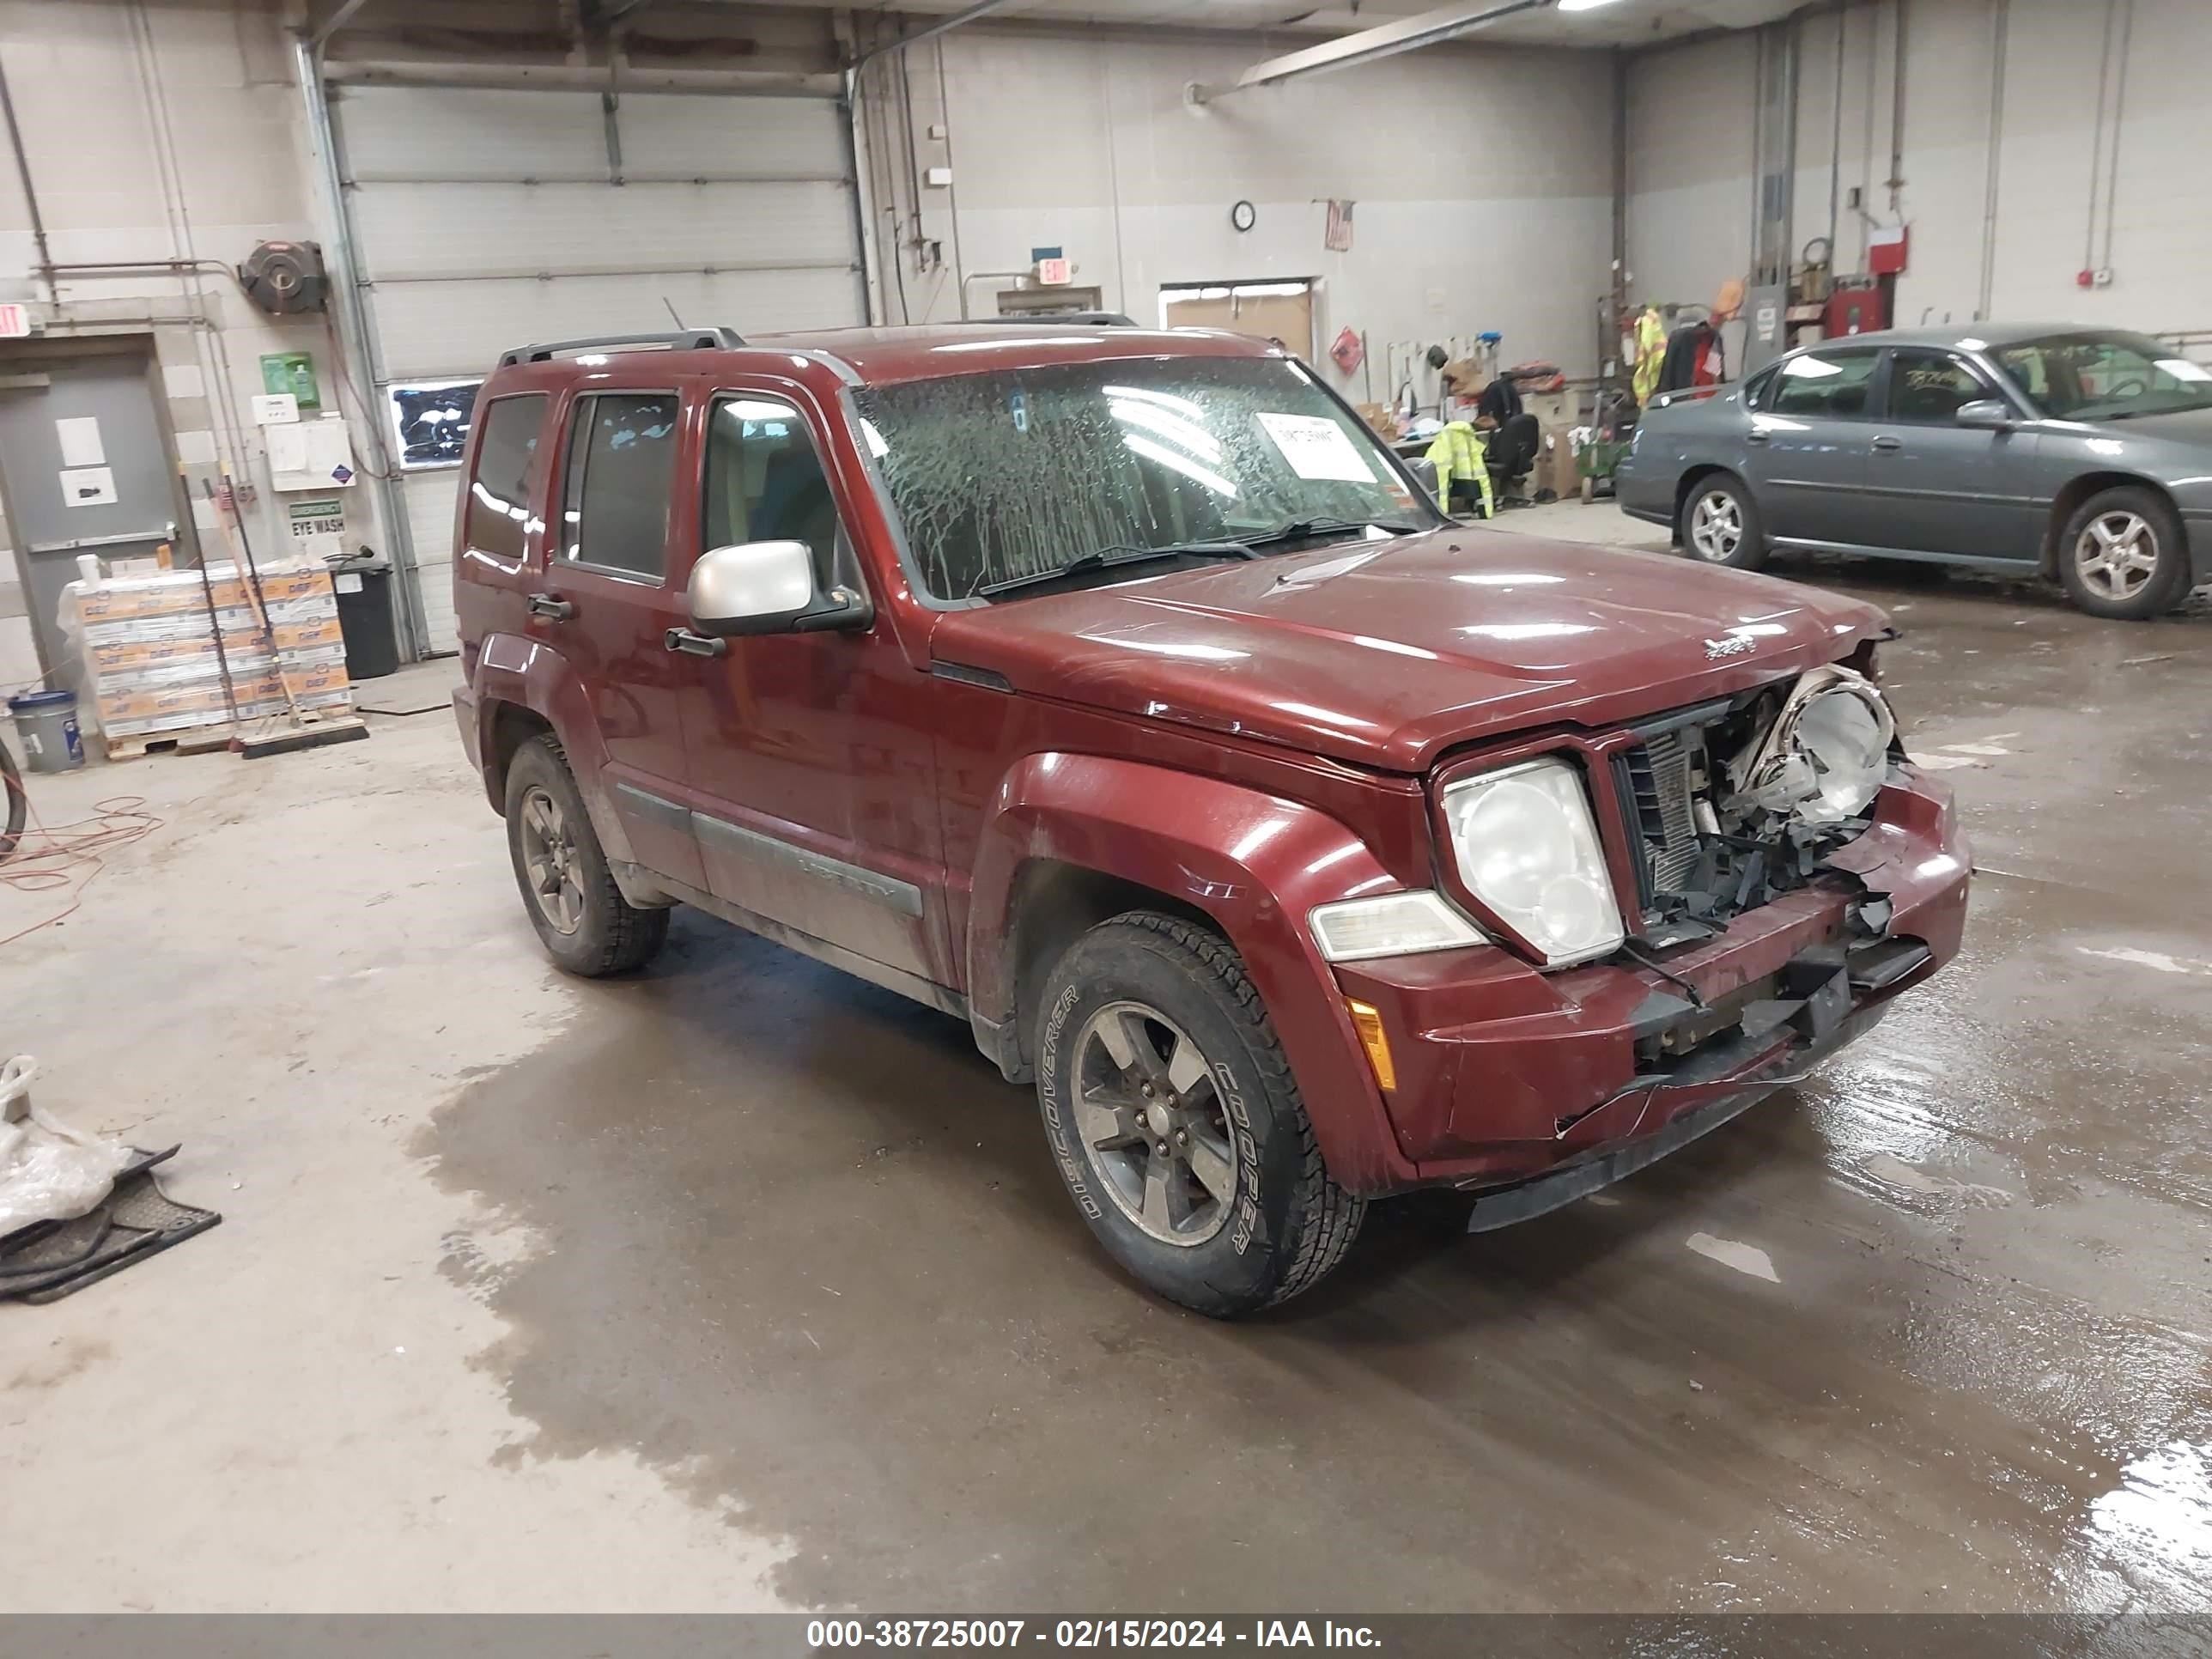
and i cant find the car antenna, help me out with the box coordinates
[663,296,686,329]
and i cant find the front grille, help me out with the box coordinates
[1613,720,1711,913]
[1636,730,1703,891]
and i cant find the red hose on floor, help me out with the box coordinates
[0,767,163,947]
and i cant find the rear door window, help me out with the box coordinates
[464,393,546,562]
[559,392,680,580]
[1767,350,1879,420]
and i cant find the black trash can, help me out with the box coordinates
[329,556,400,681]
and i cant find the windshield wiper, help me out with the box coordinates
[1239,517,1421,552]
[974,540,1255,599]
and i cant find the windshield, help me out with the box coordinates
[850,356,1432,602]
[1992,331,2212,422]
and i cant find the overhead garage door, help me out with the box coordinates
[330,83,867,656]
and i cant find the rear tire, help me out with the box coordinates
[1680,472,1769,570]
[2057,485,2191,620]
[504,735,669,976]
[1034,913,1364,1317]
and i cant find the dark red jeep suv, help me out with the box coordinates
[452,323,1971,1316]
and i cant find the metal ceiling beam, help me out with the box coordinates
[1188,0,1552,103]
[852,0,1021,69]
[323,58,842,97]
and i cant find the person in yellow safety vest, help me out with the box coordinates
[1424,421,1493,519]
[1632,304,1668,406]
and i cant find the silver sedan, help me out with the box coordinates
[1617,324,2212,619]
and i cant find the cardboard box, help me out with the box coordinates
[1352,402,1403,442]
[264,614,344,653]
[1537,425,1582,501]
[91,641,347,694]
[72,561,335,623]
[73,559,352,739]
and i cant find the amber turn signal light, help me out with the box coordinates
[1346,998,1397,1092]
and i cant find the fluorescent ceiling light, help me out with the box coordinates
[1557,0,1624,9]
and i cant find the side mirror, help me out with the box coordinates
[1955,398,2014,431]
[687,540,869,637]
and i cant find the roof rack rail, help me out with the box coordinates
[970,312,1139,327]
[498,327,745,367]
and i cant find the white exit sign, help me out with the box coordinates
[1036,257,1072,286]
[0,303,31,337]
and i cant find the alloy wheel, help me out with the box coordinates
[519,786,585,935]
[1071,1000,1239,1247]
[2075,511,2160,601]
[1689,489,1743,561]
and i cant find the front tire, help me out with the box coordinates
[1680,472,1768,570]
[504,735,669,976]
[2057,485,2191,619]
[1035,913,1364,1317]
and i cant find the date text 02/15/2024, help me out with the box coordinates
[805,1622,1382,1650]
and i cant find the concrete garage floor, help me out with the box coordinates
[3,507,2209,1613]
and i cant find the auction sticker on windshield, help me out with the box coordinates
[1255,412,1376,483]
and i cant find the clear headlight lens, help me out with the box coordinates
[1794,688,1889,822]
[1441,758,1625,967]
[1309,890,1487,963]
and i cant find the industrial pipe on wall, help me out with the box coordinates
[295,36,431,662]
[0,50,58,303]
[1977,0,2009,319]
[1887,0,1909,212]
[958,270,1033,321]
[2100,0,2133,275]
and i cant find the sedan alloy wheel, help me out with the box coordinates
[2074,510,2160,603]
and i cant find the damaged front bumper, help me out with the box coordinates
[1328,765,1970,1200]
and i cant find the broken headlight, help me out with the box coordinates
[1728,666,1895,828]
[1441,758,1626,968]
[1793,688,1890,820]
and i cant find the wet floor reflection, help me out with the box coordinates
[428,580,2212,1611]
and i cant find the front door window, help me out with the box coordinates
[1885,352,1996,424]
[704,395,842,586]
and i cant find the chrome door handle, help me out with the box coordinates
[526,592,575,620]
[1871,434,1904,453]
[665,627,727,658]
[1744,429,1771,445]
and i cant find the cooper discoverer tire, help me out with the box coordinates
[504,735,669,976]
[1035,913,1364,1317]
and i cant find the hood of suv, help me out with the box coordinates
[927,529,1888,772]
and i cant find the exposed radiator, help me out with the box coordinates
[1623,727,1704,896]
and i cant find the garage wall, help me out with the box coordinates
[1630,0,2212,342]
[0,0,325,686]
[870,27,1618,391]
[1624,28,1758,319]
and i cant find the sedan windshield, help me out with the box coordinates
[1993,331,2212,422]
[850,355,1432,602]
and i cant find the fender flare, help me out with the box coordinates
[968,752,1422,1194]
[469,629,636,867]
